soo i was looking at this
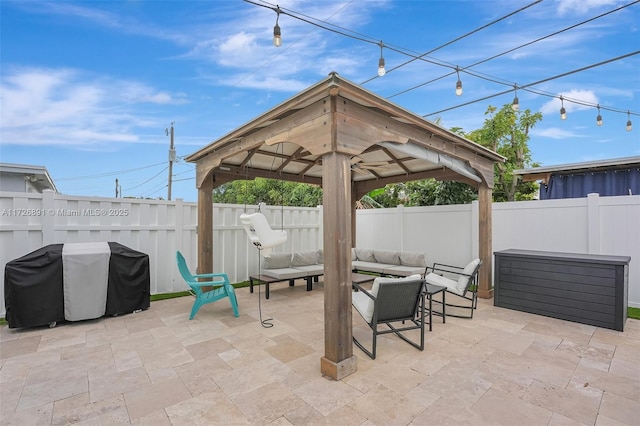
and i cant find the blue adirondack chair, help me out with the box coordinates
[176,251,239,319]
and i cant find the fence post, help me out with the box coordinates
[471,200,479,259]
[42,189,55,245]
[397,204,405,251]
[587,193,601,254]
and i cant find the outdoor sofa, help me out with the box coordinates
[249,248,427,297]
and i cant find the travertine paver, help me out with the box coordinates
[1,279,638,425]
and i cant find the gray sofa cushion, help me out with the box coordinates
[400,251,427,267]
[291,250,318,267]
[292,265,324,275]
[262,267,307,280]
[317,249,323,264]
[352,260,396,274]
[262,252,292,269]
[354,248,376,262]
[383,265,426,277]
[374,249,400,265]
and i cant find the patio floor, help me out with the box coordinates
[1,279,639,425]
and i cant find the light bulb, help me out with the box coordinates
[378,57,386,77]
[512,95,519,111]
[627,112,632,131]
[596,105,603,126]
[560,106,567,120]
[455,67,462,96]
[273,24,282,47]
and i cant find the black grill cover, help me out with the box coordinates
[4,242,151,328]
[106,242,150,316]
[4,244,65,329]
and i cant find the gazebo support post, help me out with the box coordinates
[477,182,493,298]
[197,172,214,276]
[320,151,358,380]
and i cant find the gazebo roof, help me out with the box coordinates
[185,72,504,195]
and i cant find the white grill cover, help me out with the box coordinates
[62,242,110,321]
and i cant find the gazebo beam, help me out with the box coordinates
[320,151,357,380]
[196,172,214,276]
[478,183,493,298]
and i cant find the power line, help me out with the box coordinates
[55,161,166,181]
[123,166,169,192]
[244,0,639,122]
[389,0,640,99]
[360,0,543,84]
[424,51,640,117]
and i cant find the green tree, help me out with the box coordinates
[212,178,322,207]
[465,104,542,202]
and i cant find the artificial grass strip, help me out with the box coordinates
[629,307,640,320]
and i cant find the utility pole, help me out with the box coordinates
[115,178,119,198]
[166,122,175,200]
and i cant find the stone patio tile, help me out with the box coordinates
[131,410,172,425]
[264,334,315,363]
[415,360,494,407]
[231,381,306,424]
[0,335,41,359]
[472,387,553,425]
[124,378,192,420]
[597,389,640,425]
[51,393,129,425]
[293,377,363,416]
[88,365,150,403]
[174,354,233,396]
[16,359,89,411]
[571,364,640,401]
[349,383,425,425]
[183,336,235,360]
[521,379,603,425]
[164,390,251,425]
[1,401,53,425]
[409,396,490,426]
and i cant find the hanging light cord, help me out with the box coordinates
[244,153,274,328]
[424,50,640,117]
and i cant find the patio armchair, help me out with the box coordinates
[424,259,482,319]
[176,251,239,320]
[352,275,425,359]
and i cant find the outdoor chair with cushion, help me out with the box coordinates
[352,274,425,359]
[176,251,239,320]
[424,258,482,319]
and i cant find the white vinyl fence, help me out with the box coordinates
[357,193,640,308]
[1,190,638,318]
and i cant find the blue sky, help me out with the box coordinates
[1,0,639,202]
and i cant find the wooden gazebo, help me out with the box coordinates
[185,72,504,380]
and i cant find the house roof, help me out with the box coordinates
[514,156,640,183]
[0,163,58,193]
[185,72,504,195]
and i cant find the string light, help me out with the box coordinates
[560,95,567,120]
[377,41,386,77]
[455,66,463,96]
[246,1,638,130]
[511,85,519,111]
[596,104,603,126]
[273,6,282,47]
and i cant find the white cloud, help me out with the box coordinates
[0,67,187,147]
[556,0,626,15]
[539,89,600,115]
[533,127,585,139]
